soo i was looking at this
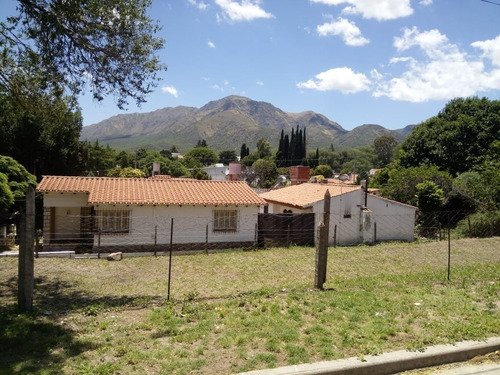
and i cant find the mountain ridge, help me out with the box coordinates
[81,95,415,153]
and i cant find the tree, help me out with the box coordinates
[374,135,398,167]
[0,173,14,212]
[381,165,452,206]
[107,167,145,178]
[240,143,249,159]
[416,181,444,212]
[1,0,166,109]
[189,167,211,180]
[218,150,237,165]
[183,147,218,167]
[135,150,187,177]
[415,181,444,236]
[398,97,500,175]
[195,139,208,148]
[252,159,278,188]
[256,138,272,159]
[275,130,286,168]
[313,165,333,178]
[453,169,500,211]
[0,155,37,212]
[0,90,83,178]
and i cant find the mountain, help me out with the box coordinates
[81,95,415,153]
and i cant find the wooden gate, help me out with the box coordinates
[258,213,315,248]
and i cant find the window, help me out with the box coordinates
[95,209,130,234]
[343,209,351,219]
[213,209,238,232]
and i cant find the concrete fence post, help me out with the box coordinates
[18,186,35,312]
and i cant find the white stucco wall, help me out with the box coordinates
[42,191,260,247]
[365,195,417,242]
[93,204,259,246]
[311,190,416,245]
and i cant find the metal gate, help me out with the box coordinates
[257,213,315,248]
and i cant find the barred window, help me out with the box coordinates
[95,209,130,234]
[213,209,238,232]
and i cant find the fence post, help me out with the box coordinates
[254,222,258,249]
[333,224,337,248]
[373,222,377,244]
[314,190,330,290]
[154,225,158,257]
[447,226,451,281]
[205,224,209,255]
[97,231,101,259]
[287,224,291,247]
[18,186,35,312]
[168,218,173,301]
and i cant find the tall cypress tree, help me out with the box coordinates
[289,128,296,166]
[276,129,285,168]
[283,134,290,167]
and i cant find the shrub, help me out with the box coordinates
[455,211,500,238]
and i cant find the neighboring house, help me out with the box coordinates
[203,164,229,181]
[260,182,417,245]
[37,176,267,252]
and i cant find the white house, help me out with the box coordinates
[260,182,417,246]
[37,176,267,252]
[202,164,229,181]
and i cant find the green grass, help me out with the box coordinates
[0,237,499,374]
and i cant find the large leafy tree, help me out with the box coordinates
[252,159,278,188]
[398,97,500,176]
[0,155,37,213]
[184,147,218,167]
[381,165,452,207]
[1,0,166,109]
[0,90,83,178]
[373,134,398,167]
[218,150,237,165]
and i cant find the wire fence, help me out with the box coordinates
[1,209,499,311]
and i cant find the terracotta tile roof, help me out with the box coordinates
[37,176,267,206]
[260,183,361,208]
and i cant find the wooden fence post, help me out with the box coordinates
[168,218,174,301]
[154,225,158,257]
[205,224,209,255]
[18,187,35,312]
[314,190,330,290]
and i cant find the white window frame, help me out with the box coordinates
[213,209,238,232]
[95,209,131,234]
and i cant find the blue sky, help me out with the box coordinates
[4,0,500,130]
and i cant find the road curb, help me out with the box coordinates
[240,337,500,375]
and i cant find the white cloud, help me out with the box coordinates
[297,67,371,93]
[187,0,209,10]
[419,0,433,5]
[472,34,500,67]
[208,41,216,48]
[215,0,274,22]
[161,85,179,97]
[374,28,500,102]
[256,80,264,86]
[310,0,413,21]
[317,17,369,46]
[211,84,224,91]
